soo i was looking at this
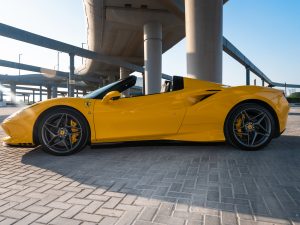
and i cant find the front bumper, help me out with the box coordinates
[2,136,35,147]
[1,121,35,146]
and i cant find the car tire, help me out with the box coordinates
[37,107,89,156]
[224,103,275,151]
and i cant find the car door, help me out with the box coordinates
[93,91,187,142]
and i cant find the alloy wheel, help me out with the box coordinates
[232,108,272,148]
[41,113,83,153]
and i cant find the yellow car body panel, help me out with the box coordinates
[162,78,289,142]
[1,77,289,146]
[93,90,187,142]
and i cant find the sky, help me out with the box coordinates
[0,0,300,98]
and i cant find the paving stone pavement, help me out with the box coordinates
[0,106,299,225]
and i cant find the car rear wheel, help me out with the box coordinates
[37,108,89,155]
[224,103,275,150]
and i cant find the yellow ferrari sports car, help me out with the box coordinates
[1,76,289,155]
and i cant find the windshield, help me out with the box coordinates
[83,76,137,99]
[83,80,121,99]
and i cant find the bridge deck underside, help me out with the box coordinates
[80,0,185,78]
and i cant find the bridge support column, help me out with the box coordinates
[68,54,75,97]
[120,67,131,96]
[144,22,162,95]
[39,86,42,101]
[120,67,131,80]
[262,79,265,87]
[10,83,16,103]
[52,86,57,98]
[47,86,52,99]
[246,67,250,85]
[185,0,223,83]
[32,90,35,103]
[0,82,3,102]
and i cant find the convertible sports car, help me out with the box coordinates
[1,76,289,155]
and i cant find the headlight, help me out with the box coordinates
[4,108,25,122]
[3,103,39,122]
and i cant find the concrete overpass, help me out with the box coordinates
[80,0,226,94]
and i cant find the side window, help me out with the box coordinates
[120,76,184,98]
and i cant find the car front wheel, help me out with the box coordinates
[37,108,89,155]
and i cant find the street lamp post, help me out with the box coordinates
[18,53,22,76]
[81,43,86,64]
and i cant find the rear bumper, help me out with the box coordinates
[274,93,290,136]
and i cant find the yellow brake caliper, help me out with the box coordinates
[70,120,79,144]
[235,114,244,138]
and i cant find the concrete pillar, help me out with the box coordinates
[120,67,131,96]
[23,95,26,103]
[262,79,265,87]
[10,83,16,103]
[32,90,35,103]
[47,86,52,99]
[0,82,3,102]
[142,73,145,95]
[144,22,162,95]
[52,86,58,98]
[68,54,75,97]
[246,68,250,85]
[185,0,223,83]
[39,86,42,101]
[285,83,287,96]
[120,67,131,80]
[76,89,79,97]
[83,90,87,95]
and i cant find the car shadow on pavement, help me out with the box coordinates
[21,135,300,223]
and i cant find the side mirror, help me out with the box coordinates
[102,91,121,104]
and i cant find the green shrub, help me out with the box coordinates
[287,97,300,103]
[289,92,300,98]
